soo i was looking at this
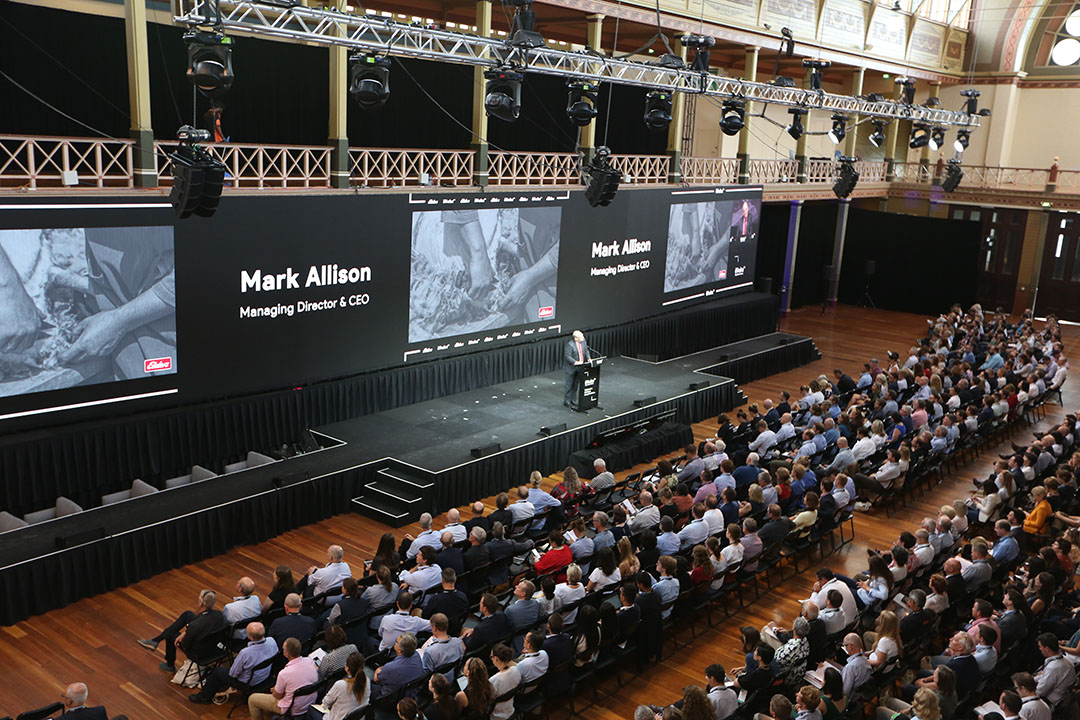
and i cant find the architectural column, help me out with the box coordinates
[123,0,155,188]
[328,0,350,189]
[471,0,493,186]
[578,14,604,163]
[1015,210,1051,314]
[843,68,864,158]
[827,199,851,306]
[984,75,1024,168]
[737,47,759,184]
[780,200,804,314]
[666,40,689,183]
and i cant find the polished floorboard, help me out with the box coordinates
[1,304,1076,720]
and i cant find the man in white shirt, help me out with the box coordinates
[516,632,550,684]
[399,547,443,594]
[775,414,796,444]
[509,487,536,524]
[1033,633,1076,707]
[818,589,847,636]
[703,495,725,536]
[851,428,877,462]
[748,421,777,457]
[222,577,262,639]
[375,592,431,652]
[304,545,352,596]
[912,529,935,568]
[678,504,709,550]
[705,664,738,720]
[404,514,443,560]
[1012,671,1051,720]
[442,508,469,543]
[809,568,857,627]
[630,491,660,532]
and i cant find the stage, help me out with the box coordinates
[0,295,820,625]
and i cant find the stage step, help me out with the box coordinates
[351,494,411,524]
[376,466,435,490]
[352,461,436,527]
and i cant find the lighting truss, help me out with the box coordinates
[174,0,981,128]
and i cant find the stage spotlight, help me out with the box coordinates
[185,31,234,99]
[681,34,715,73]
[954,129,970,152]
[868,120,888,147]
[896,76,916,104]
[942,160,963,192]
[803,59,831,91]
[565,82,599,127]
[828,114,848,144]
[500,0,545,48]
[909,122,930,149]
[582,146,622,207]
[484,68,524,122]
[349,54,390,110]
[169,125,226,219]
[928,126,946,152]
[961,88,981,115]
[643,91,672,131]
[719,98,745,136]
[786,108,806,140]
[832,156,859,198]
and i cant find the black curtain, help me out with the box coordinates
[756,201,790,294]
[838,209,980,314]
[791,201,838,309]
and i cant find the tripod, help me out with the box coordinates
[861,279,877,308]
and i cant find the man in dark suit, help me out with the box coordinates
[616,585,642,639]
[463,527,491,571]
[267,593,316,648]
[899,589,935,646]
[422,568,469,621]
[435,532,465,575]
[485,521,534,586]
[833,368,856,396]
[138,589,226,672]
[463,593,511,651]
[943,557,969,610]
[60,683,109,720]
[817,479,838,526]
[635,572,663,663]
[464,501,490,534]
[541,614,575,694]
[487,494,514,532]
[756,505,794,548]
[563,329,592,408]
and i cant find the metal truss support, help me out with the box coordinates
[174,0,982,129]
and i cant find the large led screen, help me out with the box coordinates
[408,207,561,343]
[664,197,760,294]
[0,226,177,399]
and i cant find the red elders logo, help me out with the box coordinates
[718,269,727,279]
[144,357,173,373]
[538,306,554,319]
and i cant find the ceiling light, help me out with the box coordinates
[566,82,599,127]
[484,68,523,122]
[828,114,848,144]
[868,120,888,147]
[719,98,745,136]
[349,55,390,110]
[928,126,946,152]
[643,91,672,131]
[954,130,970,153]
[185,31,234,99]
[786,108,806,140]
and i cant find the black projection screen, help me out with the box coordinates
[838,208,980,315]
[0,186,761,421]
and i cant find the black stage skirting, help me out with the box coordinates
[0,360,741,626]
[569,422,694,478]
[697,335,820,385]
[0,292,777,519]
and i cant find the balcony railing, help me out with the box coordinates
[0,135,135,189]
[682,157,739,185]
[2,135,1077,197]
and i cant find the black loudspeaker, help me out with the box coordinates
[821,264,834,286]
[637,353,659,363]
[755,277,774,294]
[272,470,311,489]
[688,380,711,391]
[55,526,106,549]
[539,423,566,437]
[299,430,320,453]
[471,442,502,458]
[633,396,657,408]
[864,259,876,276]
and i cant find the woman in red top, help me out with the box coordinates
[534,530,573,583]
[689,545,713,593]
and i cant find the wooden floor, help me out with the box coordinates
[2,304,1076,720]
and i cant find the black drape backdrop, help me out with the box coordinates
[838,209,980,315]
[791,202,839,309]
[756,201,790,293]
[0,293,777,518]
